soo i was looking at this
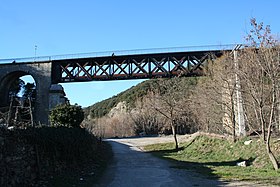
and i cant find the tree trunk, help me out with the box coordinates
[231,96,236,142]
[278,102,280,132]
[259,107,266,142]
[266,84,279,170]
[171,120,178,150]
[266,123,279,170]
[276,89,280,132]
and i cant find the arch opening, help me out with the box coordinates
[0,71,37,127]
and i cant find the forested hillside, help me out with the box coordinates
[82,77,199,137]
[85,77,198,119]
[84,79,155,118]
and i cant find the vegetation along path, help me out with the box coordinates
[96,136,267,187]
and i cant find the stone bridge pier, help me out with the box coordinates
[0,62,52,125]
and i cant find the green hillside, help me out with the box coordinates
[85,79,156,119]
[85,77,198,119]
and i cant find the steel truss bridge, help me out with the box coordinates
[0,44,236,83]
[0,44,239,124]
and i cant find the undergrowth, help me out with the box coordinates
[3,126,112,187]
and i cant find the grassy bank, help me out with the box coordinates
[144,135,280,185]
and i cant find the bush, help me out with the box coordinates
[0,126,112,186]
[25,126,101,164]
[49,104,84,128]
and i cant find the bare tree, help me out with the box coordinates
[237,18,280,170]
[190,53,240,141]
[147,77,193,150]
[131,98,164,135]
[190,77,225,134]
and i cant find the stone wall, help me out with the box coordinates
[0,128,38,187]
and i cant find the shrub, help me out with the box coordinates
[49,104,84,128]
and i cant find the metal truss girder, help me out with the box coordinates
[94,61,110,77]
[150,57,168,74]
[170,56,188,73]
[112,60,129,75]
[131,58,148,74]
[52,50,224,83]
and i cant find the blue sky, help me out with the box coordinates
[1,0,280,107]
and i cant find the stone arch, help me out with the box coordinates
[0,62,52,125]
[0,71,40,125]
[0,71,33,106]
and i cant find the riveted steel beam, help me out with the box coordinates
[51,50,225,83]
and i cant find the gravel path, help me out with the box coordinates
[95,136,273,187]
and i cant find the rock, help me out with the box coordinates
[236,161,247,167]
[7,126,15,130]
[244,140,252,145]
[139,132,146,136]
[108,101,127,117]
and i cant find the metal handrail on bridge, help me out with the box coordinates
[0,44,240,64]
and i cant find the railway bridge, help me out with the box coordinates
[0,45,235,124]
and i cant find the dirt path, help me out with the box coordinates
[95,136,272,187]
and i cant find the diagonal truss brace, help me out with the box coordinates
[53,51,221,83]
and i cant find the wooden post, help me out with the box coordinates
[15,106,19,122]
[28,97,34,127]
[7,95,14,126]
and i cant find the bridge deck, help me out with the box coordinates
[0,44,236,83]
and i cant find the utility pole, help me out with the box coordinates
[34,45,37,62]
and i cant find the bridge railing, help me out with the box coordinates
[0,44,239,64]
